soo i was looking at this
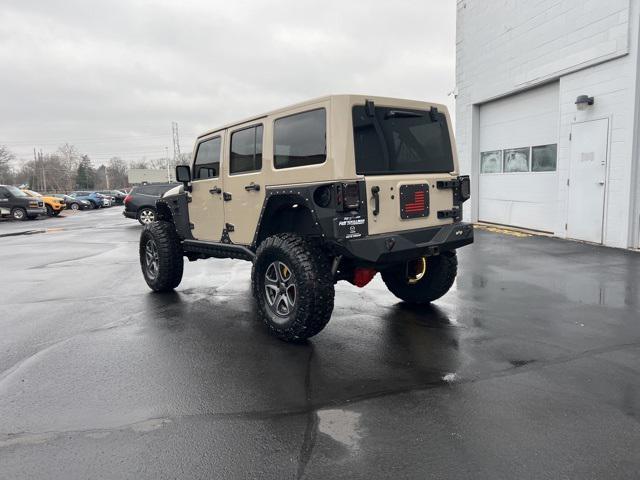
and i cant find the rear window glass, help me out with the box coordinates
[352,105,454,175]
[194,137,221,179]
[274,109,326,169]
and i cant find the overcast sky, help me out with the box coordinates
[0,0,455,166]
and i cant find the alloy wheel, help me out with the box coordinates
[264,261,297,321]
[139,209,155,224]
[144,239,160,279]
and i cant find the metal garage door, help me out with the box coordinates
[478,82,559,232]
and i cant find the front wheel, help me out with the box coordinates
[252,234,334,342]
[46,205,54,217]
[70,203,80,211]
[139,221,184,292]
[381,251,458,304]
[11,207,27,221]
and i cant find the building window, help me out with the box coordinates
[230,125,263,174]
[531,144,557,172]
[480,150,502,173]
[274,109,326,169]
[503,147,530,173]
[193,137,221,179]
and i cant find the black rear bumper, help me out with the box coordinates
[123,210,136,219]
[336,222,473,264]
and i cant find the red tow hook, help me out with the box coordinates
[353,268,377,288]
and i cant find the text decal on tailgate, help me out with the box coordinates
[400,184,429,219]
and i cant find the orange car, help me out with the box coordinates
[22,189,66,216]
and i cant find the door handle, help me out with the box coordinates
[371,186,380,216]
[244,182,260,192]
[598,181,605,185]
[209,186,222,194]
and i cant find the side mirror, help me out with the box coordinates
[175,165,191,191]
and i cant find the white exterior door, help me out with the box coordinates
[567,118,609,243]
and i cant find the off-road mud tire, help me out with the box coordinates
[46,205,54,217]
[252,234,334,342]
[139,220,184,292]
[381,251,458,304]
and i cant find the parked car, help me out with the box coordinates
[100,193,113,207]
[69,191,103,209]
[123,183,178,225]
[0,185,47,220]
[49,193,92,211]
[21,189,66,216]
[97,190,126,205]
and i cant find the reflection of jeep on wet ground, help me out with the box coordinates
[139,95,472,341]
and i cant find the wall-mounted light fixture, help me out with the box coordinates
[575,95,595,111]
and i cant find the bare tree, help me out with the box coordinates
[130,159,149,169]
[107,157,129,189]
[57,143,81,191]
[0,145,16,184]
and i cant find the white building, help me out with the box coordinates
[456,0,640,249]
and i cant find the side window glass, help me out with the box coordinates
[194,137,222,179]
[274,109,326,169]
[230,125,263,174]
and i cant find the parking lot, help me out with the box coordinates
[1,207,639,479]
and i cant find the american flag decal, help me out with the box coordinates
[400,184,430,219]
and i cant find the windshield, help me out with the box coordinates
[5,186,28,197]
[352,104,454,175]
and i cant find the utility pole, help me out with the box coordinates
[165,146,170,182]
[172,121,181,164]
[40,149,47,192]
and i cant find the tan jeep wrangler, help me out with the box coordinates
[139,95,472,341]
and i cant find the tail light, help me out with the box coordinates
[124,194,132,205]
[336,182,360,212]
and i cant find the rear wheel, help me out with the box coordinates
[139,221,183,292]
[381,251,458,304]
[11,207,26,221]
[138,207,155,225]
[252,234,334,342]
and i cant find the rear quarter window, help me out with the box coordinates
[274,109,326,169]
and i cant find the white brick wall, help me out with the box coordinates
[456,0,640,248]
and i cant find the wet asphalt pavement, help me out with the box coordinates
[1,208,639,479]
